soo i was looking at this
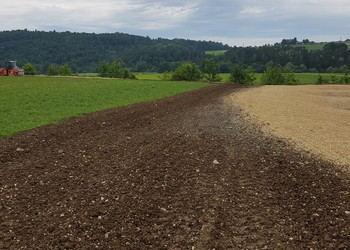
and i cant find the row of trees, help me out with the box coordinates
[167,60,350,85]
[161,59,222,82]
[217,42,350,73]
[46,64,73,76]
[22,62,74,76]
[23,58,349,85]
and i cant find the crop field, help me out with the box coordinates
[0,76,209,137]
[2,83,350,249]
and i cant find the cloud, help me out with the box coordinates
[1,0,199,31]
[239,7,267,15]
[1,0,350,46]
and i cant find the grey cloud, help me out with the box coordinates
[1,0,350,46]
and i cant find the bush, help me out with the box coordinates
[261,66,299,85]
[46,64,59,76]
[308,68,319,73]
[59,64,73,76]
[98,60,136,79]
[204,58,221,81]
[316,75,328,84]
[98,61,109,77]
[171,62,202,81]
[228,65,256,84]
[340,73,350,84]
[23,62,37,75]
[160,71,172,81]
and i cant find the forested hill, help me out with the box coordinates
[0,30,230,73]
[217,40,350,73]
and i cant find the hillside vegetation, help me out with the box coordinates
[0,30,229,73]
[1,30,350,75]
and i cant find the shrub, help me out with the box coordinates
[260,66,299,85]
[171,62,202,81]
[204,58,221,81]
[340,73,350,84]
[228,65,256,84]
[47,64,59,76]
[59,64,73,76]
[309,68,319,73]
[316,75,331,84]
[23,62,37,75]
[160,71,172,81]
[98,60,136,79]
[98,61,109,77]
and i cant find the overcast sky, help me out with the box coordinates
[1,0,350,46]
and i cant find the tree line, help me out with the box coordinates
[217,41,350,73]
[1,30,349,75]
[0,29,229,73]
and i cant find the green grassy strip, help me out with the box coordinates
[136,72,345,85]
[204,50,227,56]
[221,73,346,85]
[0,77,209,137]
[135,73,162,80]
[292,42,350,51]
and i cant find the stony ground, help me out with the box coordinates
[1,84,350,249]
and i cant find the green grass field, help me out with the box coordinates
[135,73,162,80]
[205,50,227,56]
[0,76,209,137]
[293,42,350,51]
[241,73,346,85]
[137,72,346,85]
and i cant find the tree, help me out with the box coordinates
[260,66,298,85]
[228,65,256,84]
[59,64,73,76]
[171,62,202,81]
[204,58,221,81]
[46,64,59,75]
[98,61,109,77]
[99,60,136,79]
[108,61,125,78]
[23,62,37,75]
[284,62,296,72]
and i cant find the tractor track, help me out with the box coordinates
[1,84,350,249]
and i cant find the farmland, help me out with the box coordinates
[1,83,350,249]
[0,76,209,137]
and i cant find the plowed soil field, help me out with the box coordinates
[1,84,350,249]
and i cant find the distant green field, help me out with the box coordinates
[135,73,162,80]
[205,50,227,56]
[244,73,346,85]
[293,42,350,51]
[135,72,345,85]
[0,77,209,137]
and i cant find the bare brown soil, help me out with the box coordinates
[232,85,350,168]
[1,84,350,249]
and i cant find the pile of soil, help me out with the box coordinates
[1,84,350,248]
